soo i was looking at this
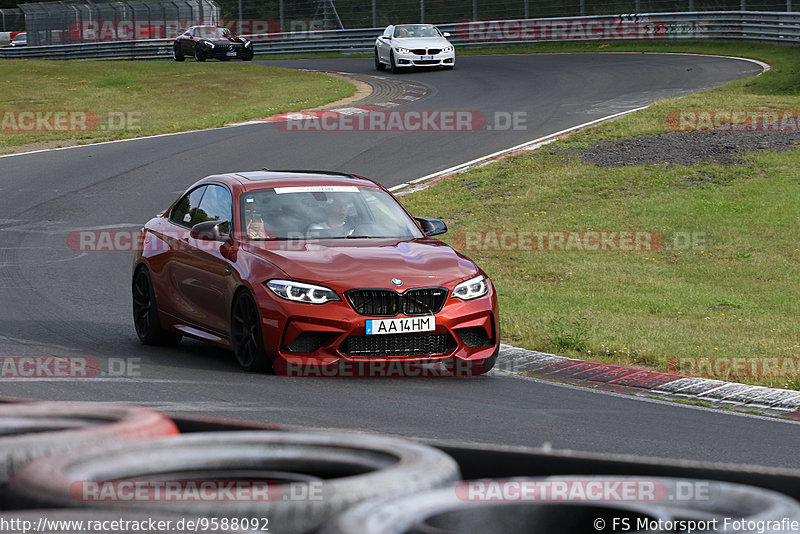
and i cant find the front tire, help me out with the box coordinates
[231,290,270,372]
[374,49,385,71]
[389,51,401,73]
[132,267,182,346]
[194,46,206,62]
[173,44,184,62]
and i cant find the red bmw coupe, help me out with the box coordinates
[132,171,499,376]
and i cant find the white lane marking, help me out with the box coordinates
[389,105,648,192]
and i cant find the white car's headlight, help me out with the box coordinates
[452,275,489,301]
[395,47,411,54]
[267,280,340,304]
[441,46,454,53]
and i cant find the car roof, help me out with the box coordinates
[197,170,381,192]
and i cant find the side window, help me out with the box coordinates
[193,185,232,228]
[383,26,393,38]
[170,186,206,228]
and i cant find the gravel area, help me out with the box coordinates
[577,130,800,167]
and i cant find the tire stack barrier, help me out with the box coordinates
[321,477,800,533]
[4,431,461,534]
[1,399,800,533]
[0,402,179,485]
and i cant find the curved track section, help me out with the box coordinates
[2,53,797,468]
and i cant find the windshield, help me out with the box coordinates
[393,25,441,38]
[194,27,234,39]
[240,186,424,240]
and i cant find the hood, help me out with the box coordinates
[204,36,246,45]
[391,37,451,49]
[242,238,479,288]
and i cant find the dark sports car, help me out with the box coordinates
[132,171,499,377]
[173,25,254,62]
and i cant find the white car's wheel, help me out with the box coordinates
[374,49,385,71]
[389,51,401,73]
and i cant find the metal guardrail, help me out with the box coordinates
[0,11,798,60]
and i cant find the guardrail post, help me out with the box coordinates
[421,0,424,23]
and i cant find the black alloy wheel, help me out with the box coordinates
[231,290,269,372]
[132,267,181,346]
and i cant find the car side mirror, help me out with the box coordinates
[442,32,451,37]
[191,220,231,242]
[415,217,447,236]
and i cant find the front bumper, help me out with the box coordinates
[201,45,253,60]
[254,282,497,377]
[394,51,455,68]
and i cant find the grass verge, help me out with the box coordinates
[398,40,800,389]
[0,60,354,152]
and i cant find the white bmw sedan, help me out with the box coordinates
[375,24,455,72]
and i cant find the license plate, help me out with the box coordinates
[420,55,434,60]
[226,51,237,57]
[366,316,435,335]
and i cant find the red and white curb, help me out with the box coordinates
[496,344,800,416]
[228,73,429,127]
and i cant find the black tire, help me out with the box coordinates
[194,46,205,62]
[322,488,670,534]
[6,431,461,534]
[322,477,800,534]
[231,289,270,372]
[389,51,400,73]
[374,49,385,71]
[132,266,182,346]
[0,402,177,484]
[172,44,184,61]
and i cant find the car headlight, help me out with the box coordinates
[441,46,454,53]
[395,47,411,54]
[244,40,252,47]
[452,275,489,301]
[267,280,340,304]
[203,41,215,48]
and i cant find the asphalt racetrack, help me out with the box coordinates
[2,53,797,468]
